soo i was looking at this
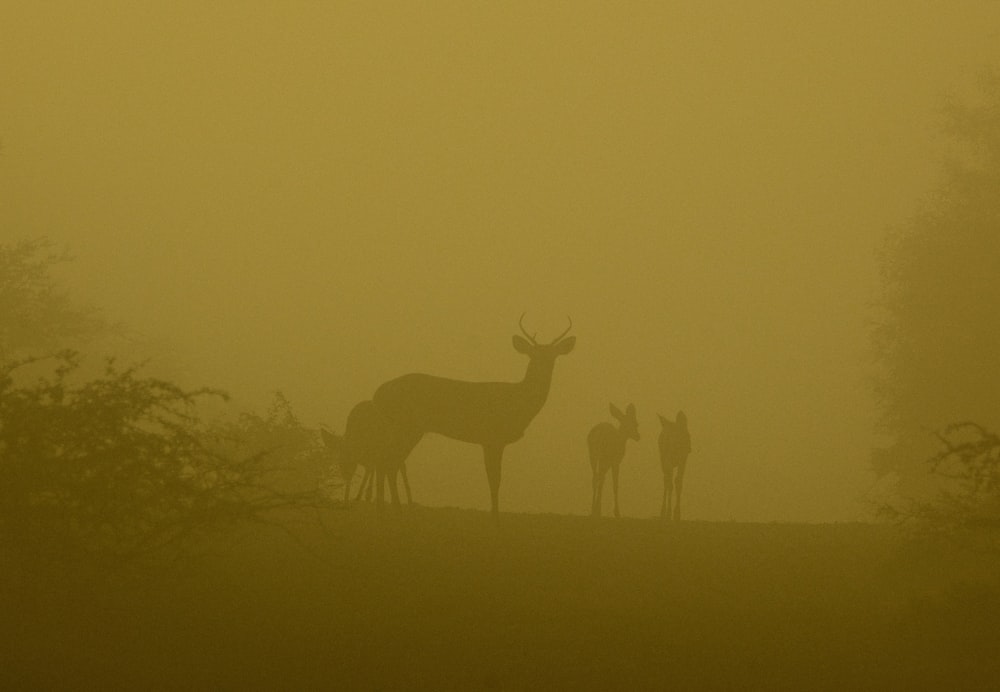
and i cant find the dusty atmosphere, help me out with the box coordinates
[4,2,999,521]
[3,3,1000,690]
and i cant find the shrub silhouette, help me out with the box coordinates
[0,353,324,565]
[879,420,1000,530]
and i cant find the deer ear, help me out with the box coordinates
[553,336,575,354]
[658,413,668,426]
[512,335,533,354]
[609,403,624,420]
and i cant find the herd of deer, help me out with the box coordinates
[321,315,691,521]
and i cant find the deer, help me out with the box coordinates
[320,400,413,507]
[658,410,691,521]
[369,314,575,519]
[351,457,412,505]
[588,403,640,518]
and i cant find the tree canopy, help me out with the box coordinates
[874,71,1000,519]
[0,239,334,566]
[0,238,110,360]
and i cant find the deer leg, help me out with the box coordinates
[366,467,376,502]
[400,461,413,505]
[343,472,353,506]
[387,430,420,507]
[594,467,606,517]
[357,469,364,501]
[591,468,601,516]
[483,445,503,522]
[358,466,373,502]
[387,465,401,509]
[354,468,364,502]
[662,467,674,520]
[375,466,385,514]
[611,463,621,518]
[673,462,686,522]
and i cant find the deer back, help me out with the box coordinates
[587,421,627,468]
[373,373,547,446]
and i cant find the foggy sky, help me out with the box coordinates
[3,2,1000,521]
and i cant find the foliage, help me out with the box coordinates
[878,422,1000,529]
[0,352,329,566]
[0,238,338,566]
[873,70,1000,493]
[0,238,110,360]
[206,390,340,499]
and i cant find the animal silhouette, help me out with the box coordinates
[351,457,412,505]
[588,403,639,517]
[658,410,691,520]
[371,314,575,519]
[321,400,412,506]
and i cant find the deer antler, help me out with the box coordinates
[518,312,538,345]
[548,316,573,345]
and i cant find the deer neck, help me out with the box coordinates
[520,357,556,403]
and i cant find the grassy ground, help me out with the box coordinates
[5,505,1000,690]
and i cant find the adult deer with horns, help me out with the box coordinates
[371,314,576,519]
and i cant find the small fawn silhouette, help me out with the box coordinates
[658,410,691,520]
[588,403,639,517]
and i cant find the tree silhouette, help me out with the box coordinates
[0,238,111,361]
[874,69,1000,516]
[0,242,329,565]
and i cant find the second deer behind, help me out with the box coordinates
[321,400,414,507]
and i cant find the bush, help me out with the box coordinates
[0,352,329,566]
[878,421,1000,529]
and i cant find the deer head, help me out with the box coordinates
[512,313,576,363]
[611,403,640,441]
[658,410,687,430]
